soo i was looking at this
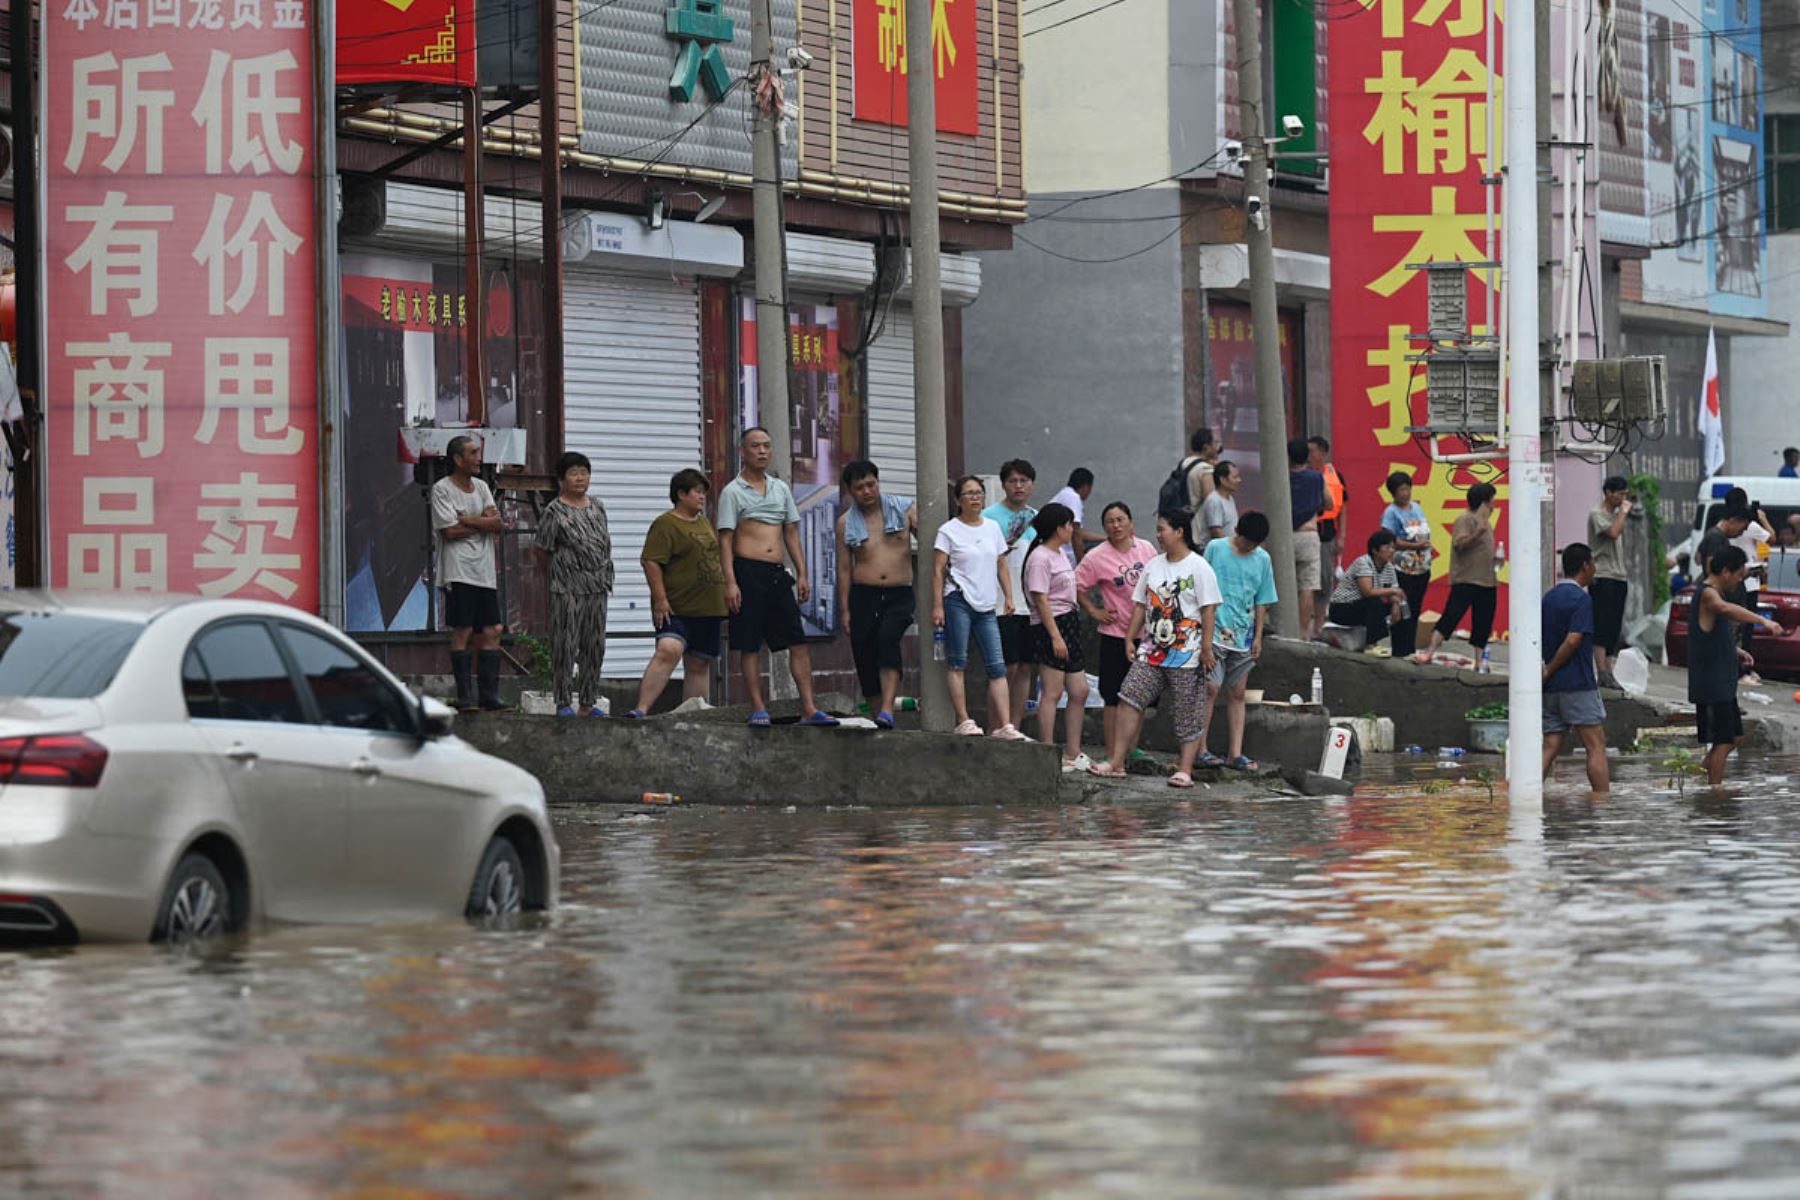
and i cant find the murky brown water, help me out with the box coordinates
[3,758,1800,1197]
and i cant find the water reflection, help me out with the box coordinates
[0,760,1796,1196]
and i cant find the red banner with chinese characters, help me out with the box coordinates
[852,0,979,136]
[1327,0,1509,628]
[45,0,320,607]
[338,0,473,89]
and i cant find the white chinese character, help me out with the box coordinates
[191,49,304,176]
[67,478,167,591]
[198,337,302,455]
[65,52,175,176]
[230,0,260,26]
[271,0,302,27]
[188,0,223,26]
[192,192,301,316]
[63,192,173,317]
[62,0,101,31]
[67,333,171,457]
[146,0,180,26]
[194,472,301,599]
[104,0,139,28]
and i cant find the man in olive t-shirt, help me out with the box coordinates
[1586,477,1631,688]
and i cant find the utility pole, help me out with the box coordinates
[904,0,952,731]
[750,0,791,481]
[1504,0,1544,809]
[1229,0,1299,636]
[10,0,39,587]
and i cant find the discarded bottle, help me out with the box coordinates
[898,696,919,712]
[641,792,681,805]
[932,628,947,662]
[1438,746,1467,758]
[1403,745,1426,755]
[1496,540,1507,565]
[1477,647,1492,674]
[1310,667,1324,706]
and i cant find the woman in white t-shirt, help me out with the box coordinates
[1022,503,1090,770]
[1089,507,1222,788]
[932,476,1025,739]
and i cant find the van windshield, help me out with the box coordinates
[0,613,144,698]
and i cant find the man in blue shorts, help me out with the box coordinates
[1541,543,1609,793]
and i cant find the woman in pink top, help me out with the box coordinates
[1076,502,1157,759]
[1022,503,1089,770]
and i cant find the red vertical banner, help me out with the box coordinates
[44,0,320,607]
[852,0,980,136]
[1328,0,1509,626]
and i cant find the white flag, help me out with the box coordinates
[1698,326,1725,478]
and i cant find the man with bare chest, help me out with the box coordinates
[836,460,918,729]
[718,427,839,728]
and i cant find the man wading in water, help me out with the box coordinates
[1688,545,1782,787]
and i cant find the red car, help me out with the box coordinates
[1665,587,1800,680]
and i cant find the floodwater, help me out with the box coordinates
[4,759,1800,1198]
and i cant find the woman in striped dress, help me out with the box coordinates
[535,451,615,716]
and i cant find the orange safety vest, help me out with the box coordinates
[1321,464,1346,522]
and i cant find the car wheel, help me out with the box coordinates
[152,853,235,944]
[466,837,525,920]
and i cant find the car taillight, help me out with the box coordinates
[0,735,109,788]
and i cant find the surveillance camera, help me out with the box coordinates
[1223,139,1243,164]
[1245,194,1264,216]
[1282,114,1305,139]
[786,46,815,70]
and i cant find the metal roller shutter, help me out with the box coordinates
[563,269,704,678]
[865,307,917,499]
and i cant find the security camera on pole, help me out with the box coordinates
[1228,0,1301,637]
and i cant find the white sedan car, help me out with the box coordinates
[0,592,558,944]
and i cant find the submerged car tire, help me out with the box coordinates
[465,837,525,920]
[152,854,236,944]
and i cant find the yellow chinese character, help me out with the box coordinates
[1392,460,1509,582]
[380,285,392,322]
[440,292,453,325]
[1356,0,1491,39]
[1367,187,1488,297]
[426,293,439,326]
[812,333,825,364]
[1366,325,1426,447]
[410,290,424,324]
[874,0,957,79]
[458,294,467,327]
[1364,49,1498,176]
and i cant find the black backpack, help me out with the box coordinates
[1158,457,1203,514]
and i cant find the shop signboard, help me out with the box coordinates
[852,0,979,136]
[1327,0,1510,626]
[44,0,321,606]
[1204,300,1300,515]
[338,0,475,88]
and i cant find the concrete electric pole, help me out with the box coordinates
[904,0,953,731]
[1229,0,1300,637]
[1504,0,1545,809]
[750,0,792,482]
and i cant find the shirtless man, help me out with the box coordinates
[718,427,839,728]
[836,460,918,729]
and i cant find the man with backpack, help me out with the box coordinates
[1163,428,1220,546]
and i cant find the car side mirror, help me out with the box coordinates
[419,695,457,740]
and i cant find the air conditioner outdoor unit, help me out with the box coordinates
[1571,356,1666,424]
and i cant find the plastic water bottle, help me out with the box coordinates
[932,628,946,662]
[1496,540,1507,566]
[1310,667,1324,706]
[1478,647,1492,674]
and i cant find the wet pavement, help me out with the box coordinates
[5,757,1800,1197]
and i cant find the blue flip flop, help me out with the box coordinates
[748,710,772,728]
[556,706,576,717]
[625,708,647,719]
[800,710,841,727]
[874,711,895,730]
[1196,751,1227,768]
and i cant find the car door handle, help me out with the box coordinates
[351,757,381,778]
[224,744,259,764]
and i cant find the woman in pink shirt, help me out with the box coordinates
[1075,502,1157,763]
[1022,503,1089,770]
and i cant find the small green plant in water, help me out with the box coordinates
[1466,701,1509,721]
[1474,767,1499,802]
[1420,779,1450,796]
[1663,747,1703,796]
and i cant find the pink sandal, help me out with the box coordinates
[1087,761,1127,779]
[1167,771,1195,789]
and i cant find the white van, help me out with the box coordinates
[1673,475,1800,589]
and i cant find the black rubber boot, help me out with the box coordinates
[450,650,477,712]
[477,650,508,710]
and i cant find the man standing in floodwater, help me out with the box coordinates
[1688,545,1783,787]
[836,460,917,730]
[1541,543,1610,794]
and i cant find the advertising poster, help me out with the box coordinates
[1204,301,1301,515]
[1327,0,1511,626]
[852,0,980,136]
[45,0,320,605]
[739,298,859,636]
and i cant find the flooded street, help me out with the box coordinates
[5,759,1800,1198]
